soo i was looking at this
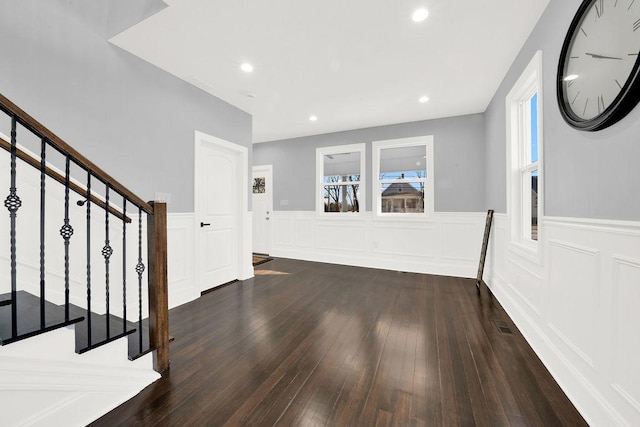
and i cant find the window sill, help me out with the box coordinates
[373,213,434,222]
[315,212,366,221]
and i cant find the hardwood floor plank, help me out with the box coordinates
[420,275,444,425]
[391,390,412,427]
[435,283,477,426]
[456,284,515,426]
[90,258,587,427]
[449,278,505,427]
[324,275,400,426]
[375,409,393,427]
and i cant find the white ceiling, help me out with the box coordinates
[110,0,550,143]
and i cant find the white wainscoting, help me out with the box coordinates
[166,213,198,309]
[485,214,640,427]
[269,211,486,278]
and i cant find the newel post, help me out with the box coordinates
[147,201,169,373]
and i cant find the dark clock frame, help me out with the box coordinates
[556,0,640,131]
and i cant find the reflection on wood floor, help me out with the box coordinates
[91,258,586,426]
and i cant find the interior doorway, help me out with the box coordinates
[252,165,273,255]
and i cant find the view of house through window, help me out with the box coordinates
[379,145,426,213]
[322,151,361,212]
[373,136,434,216]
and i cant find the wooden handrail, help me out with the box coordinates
[0,93,153,214]
[0,136,131,223]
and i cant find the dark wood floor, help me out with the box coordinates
[91,258,586,426]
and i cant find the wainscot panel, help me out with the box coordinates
[268,211,486,278]
[485,214,640,427]
[167,213,198,309]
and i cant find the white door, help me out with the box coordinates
[252,165,273,255]
[196,138,241,291]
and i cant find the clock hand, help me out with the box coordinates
[585,52,623,60]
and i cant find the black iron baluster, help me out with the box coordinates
[4,116,21,337]
[122,199,127,335]
[60,156,74,322]
[102,185,113,338]
[135,206,145,354]
[39,138,46,328]
[86,171,92,346]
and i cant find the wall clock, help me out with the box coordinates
[557,0,640,131]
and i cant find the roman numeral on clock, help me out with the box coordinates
[595,0,604,17]
[598,95,605,114]
[583,98,590,116]
[633,18,640,31]
[572,91,581,105]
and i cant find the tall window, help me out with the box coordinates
[507,51,543,252]
[316,144,365,214]
[522,93,539,241]
[373,136,434,216]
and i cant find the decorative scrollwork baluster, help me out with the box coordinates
[103,185,113,338]
[136,206,145,353]
[60,156,73,322]
[86,171,92,346]
[5,116,20,337]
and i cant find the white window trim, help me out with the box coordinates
[506,50,544,261]
[316,143,366,217]
[372,135,435,218]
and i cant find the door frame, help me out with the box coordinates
[252,164,273,255]
[194,130,252,293]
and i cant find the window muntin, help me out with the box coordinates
[373,136,434,216]
[317,144,365,215]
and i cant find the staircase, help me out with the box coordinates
[0,93,169,424]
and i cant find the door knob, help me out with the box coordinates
[200,222,211,227]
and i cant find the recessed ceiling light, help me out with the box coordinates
[419,96,429,103]
[240,63,253,73]
[563,74,579,81]
[412,8,429,22]
[309,115,318,122]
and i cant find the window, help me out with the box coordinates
[506,51,543,252]
[316,144,365,214]
[373,136,434,216]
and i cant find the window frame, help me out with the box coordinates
[506,50,544,259]
[372,135,435,218]
[316,143,366,217]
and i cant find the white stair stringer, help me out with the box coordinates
[0,326,160,427]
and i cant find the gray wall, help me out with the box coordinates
[253,114,486,212]
[0,0,252,213]
[484,0,640,221]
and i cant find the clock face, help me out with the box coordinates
[558,0,640,130]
